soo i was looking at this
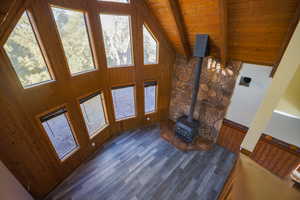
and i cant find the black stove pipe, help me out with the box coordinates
[174,34,208,143]
[187,57,203,122]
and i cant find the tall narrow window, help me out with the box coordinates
[80,93,108,137]
[51,7,94,75]
[40,108,78,160]
[144,81,157,113]
[4,11,52,88]
[143,25,158,64]
[112,86,135,120]
[100,14,133,67]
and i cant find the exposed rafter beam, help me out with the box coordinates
[218,0,228,68]
[271,2,300,77]
[167,0,191,58]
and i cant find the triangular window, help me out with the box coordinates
[4,11,52,88]
[143,25,158,65]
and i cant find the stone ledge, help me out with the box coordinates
[160,120,213,151]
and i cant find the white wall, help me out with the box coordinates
[226,63,273,127]
[241,21,300,151]
[0,161,33,200]
[265,111,300,147]
[226,63,300,148]
[276,66,300,117]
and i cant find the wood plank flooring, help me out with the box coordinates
[45,125,237,200]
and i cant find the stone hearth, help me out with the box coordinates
[169,55,242,143]
[161,120,213,151]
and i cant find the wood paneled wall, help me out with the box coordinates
[228,0,299,66]
[0,0,175,198]
[179,0,222,58]
[218,119,300,179]
[144,0,186,56]
[251,134,300,178]
[146,0,300,66]
[217,119,248,154]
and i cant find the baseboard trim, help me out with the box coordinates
[223,119,249,133]
[260,134,300,156]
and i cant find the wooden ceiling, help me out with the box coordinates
[1,0,299,67]
[146,0,300,66]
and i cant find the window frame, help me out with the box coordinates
[78,91,109,139]
[143,23,159,65]
[99,13,135,68]
[111,84,137,121]
[144,80,158,114]
[49,5,97,77]
[3,10,56,89]
[36,105,79,163]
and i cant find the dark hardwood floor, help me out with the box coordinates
[45,125,237,200]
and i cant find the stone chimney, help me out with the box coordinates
[169,55,242,142]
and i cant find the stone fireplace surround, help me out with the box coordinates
[169,55,242,143]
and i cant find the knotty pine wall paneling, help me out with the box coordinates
[137,0,176,123]
[228,0,299,66]
[251,135,300,178]
[217,119,248,154]
[146,0,300,66]
[218,119,300,178]
[0,0,175,198]
[0,49,60,198]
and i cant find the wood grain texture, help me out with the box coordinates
[45,125,237,200]
[178,0,221,58]
[0,0,32,45]
[228,0,300,65]
[167,0,191,58]
[0,0,16,25]
[145,0,185,55]
[217,0,228,67]
[146,0,300,66]
[271,1,300,76]
[0,0,175,198]
[251,134,300,178]
[217,119,248,154]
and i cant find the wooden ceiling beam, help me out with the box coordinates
[218,0,228,67]
[166,0,191,58]
[271,2,300,77]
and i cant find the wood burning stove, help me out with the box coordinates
[175,34,209,143]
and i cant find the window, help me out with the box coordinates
[51,7,94,75]
[112,86,135,120]
[98,0,129,3]
[144,81,157,113]
[40,108,78,160]
[143,25,158,64]
[80,93,108,137]
[100,14,133,67]
[4,11,52,88]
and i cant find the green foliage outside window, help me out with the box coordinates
[4,12,52,87]
[4,9,159,88]
[52,7,95,75]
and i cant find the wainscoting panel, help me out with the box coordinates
[217,119,248,154]
[251,134,300,178]
[217,119,300,179]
